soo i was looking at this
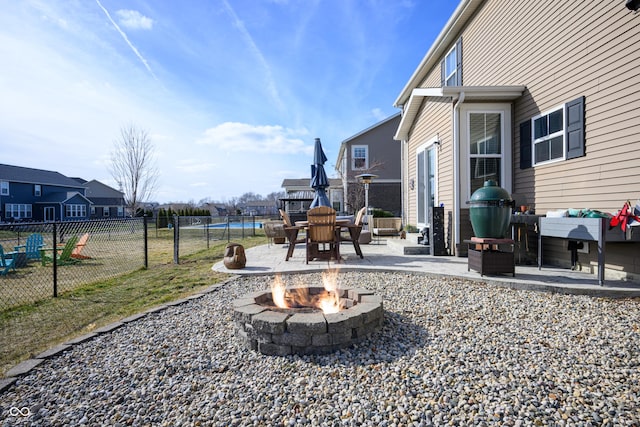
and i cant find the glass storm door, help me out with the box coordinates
[417,145,436,227]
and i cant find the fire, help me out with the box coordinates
[271,271,342,314]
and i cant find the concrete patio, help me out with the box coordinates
[212,237,640,298]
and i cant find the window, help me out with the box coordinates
[416,139,438,227]
[103,208,110,217]
[117,206,124,217]
[91,206,96,215]
[65,204,86,218]
[352,145,368,170]
[34,184,41,197]
[441,38,462,87]
[469,112,502,195]
[520,96,585,169]
[0,181,8,196]
[5,204,32,219]
[532,107,564,165]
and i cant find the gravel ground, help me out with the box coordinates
[1,271,640,426]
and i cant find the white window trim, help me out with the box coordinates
[351,145,368,170]
[34,184,41,197]
[0,181,8,196]
[444,44,457,87]
[460,104,512,204]
[532,104,565,167]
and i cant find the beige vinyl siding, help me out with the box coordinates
[406,98,452,229]
[459,0,640,215]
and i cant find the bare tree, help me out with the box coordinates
[109,125,159,215]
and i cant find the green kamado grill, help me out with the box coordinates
[468,180,514,238]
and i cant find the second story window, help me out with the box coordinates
[34,184,41,197]
[0,181,8,196]
[442,38,462,87]
[352,145,368,170]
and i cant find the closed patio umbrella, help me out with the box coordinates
[310,137,331,208]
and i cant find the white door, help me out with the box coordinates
[416,138,438,229]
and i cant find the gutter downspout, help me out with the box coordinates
[452,91,465,256]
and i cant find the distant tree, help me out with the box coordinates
[266,191,285,206]
[109,124,159,216]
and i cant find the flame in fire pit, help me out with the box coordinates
[271,270,342,314]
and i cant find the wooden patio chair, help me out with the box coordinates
[40,236,80,266]
[305,206,340,263]
[0,246,16,276]
[71,233,91,259]
[279,209,305,261]
[339,206,366,259]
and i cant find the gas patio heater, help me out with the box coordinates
[356,173,377,240]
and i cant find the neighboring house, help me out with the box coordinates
[393,0,640,278]
[242,200,279,217]
[74,178,126,219]
[335,113,402,216]
[0,164,91,222]
[281,178,344,214]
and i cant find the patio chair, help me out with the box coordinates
[339,206,366,259]
[71,233,91,259]
[40,236,80,266]
[14,233,44,260]
[0,246,16,276]
[263,221,287,247]
[279,209,305,261]
[305,206,340,263]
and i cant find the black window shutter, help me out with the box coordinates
[440,58,445,87]
[456,38,463,86]
[566,96,585,159]
[520,120,532,169]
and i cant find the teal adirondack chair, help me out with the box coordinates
[14,233,44,260]
[0,245,16,276]
[40,236,80,266]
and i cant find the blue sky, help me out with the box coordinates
[0,0,459,204]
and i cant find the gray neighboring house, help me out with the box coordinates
[74,179,126,219]
[335,113,402,216]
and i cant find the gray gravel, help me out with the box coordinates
[1,271,640,426]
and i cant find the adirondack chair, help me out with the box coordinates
[14,233,44,260]
[70,233,91,259]
[40,236,80,266]
[0,245,17,276]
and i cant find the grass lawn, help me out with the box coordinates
[0,233,267,377]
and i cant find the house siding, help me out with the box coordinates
[460,0,640,213]
[400,0,640,277]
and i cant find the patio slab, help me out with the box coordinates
[212,237,640,298]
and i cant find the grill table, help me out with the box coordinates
[465,237,515,277]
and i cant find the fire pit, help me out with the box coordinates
[232,272,384,356]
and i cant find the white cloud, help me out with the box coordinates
[116,9,154,30]
[196,122,312,155]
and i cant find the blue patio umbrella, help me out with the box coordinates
[309,137,331,208]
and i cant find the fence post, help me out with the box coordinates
[143,216,149,269]
[206,217,211,249]
[227,215,231,242]
[53,222,58,298]
[173,214,179,264]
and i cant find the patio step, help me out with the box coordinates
[386,238,431,255]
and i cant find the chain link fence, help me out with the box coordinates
[0,215,266,373]
[168,215,264,263]
[0,218,145,311]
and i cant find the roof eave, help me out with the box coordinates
[393,0,485,109]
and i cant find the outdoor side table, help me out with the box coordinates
[465,237,515,277]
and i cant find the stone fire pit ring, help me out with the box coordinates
[233,286,384,356]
